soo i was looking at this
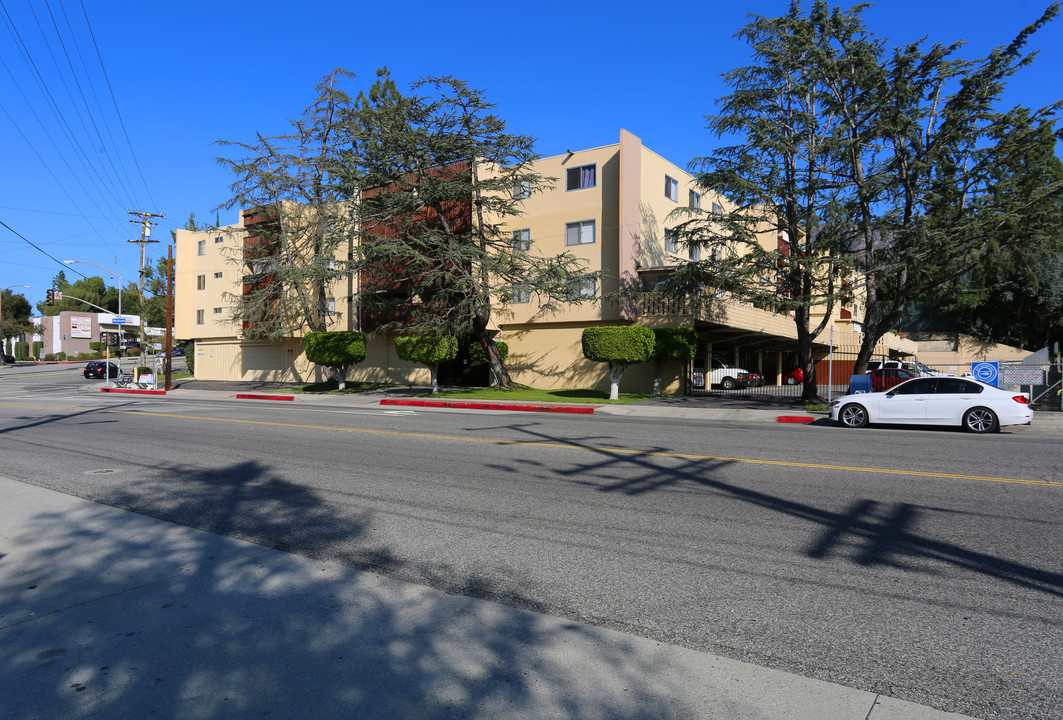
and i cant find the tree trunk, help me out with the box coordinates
[430,365,439,394]
[608,363,625,401]
[653,359,663,395]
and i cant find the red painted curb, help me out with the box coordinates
[380,398,595,414]
[777,415,816,424]
[101,388,167,395]
[236,393,295,401]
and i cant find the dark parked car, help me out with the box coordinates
[1,353,14,364]
[869,368,916,392]
[171,347,186,357]
[84,361,119,379]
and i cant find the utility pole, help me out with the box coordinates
[128,210,164,354]
[165,244,174,391]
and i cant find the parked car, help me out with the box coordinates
[84,361,119,379]
[830,376,1033,433]
[705,358,764,390]
[783,368,804,385]
[1,353,14,364]
[171,347,186,357]
[869,368,916,392]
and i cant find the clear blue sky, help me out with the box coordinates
[2,0,1060,310]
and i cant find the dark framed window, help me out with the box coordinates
[566,164,596,191]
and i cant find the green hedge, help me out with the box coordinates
[304,331,367,368]
[467,340,508,364]
[581,326,655,364]
[652,327,698,361]
[32,341,43,359]
[394,335,458,365]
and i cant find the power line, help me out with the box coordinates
[0,217,90,279]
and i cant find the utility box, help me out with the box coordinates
[848,374,873,394]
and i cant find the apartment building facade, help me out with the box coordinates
[175,129,914,391]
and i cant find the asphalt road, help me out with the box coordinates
[2,365,1061,720]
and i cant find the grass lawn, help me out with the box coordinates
[420,387,659,405]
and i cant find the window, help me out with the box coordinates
[213,307,223,315]
[197,240,206,256]
[689,190,701,209]
[665,175,679,202]
[214,271,223,279]
[712,202,724,215]
[689,243,701,262]
[214,236,223,244]
[197,274,206,290]
[327,297,336,315]
[196,309,204,324]
[566,277,596,300]
[664,228,679,254]
[641,274,667,292]
[565,220,596,246]
[511,285,530,304]
[512,180,531,199]
[566,164,596,191]
[511,229,530,251]
[892,377,935,394]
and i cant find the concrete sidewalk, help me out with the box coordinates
[0,477,975,720]
[124,378,1063,429]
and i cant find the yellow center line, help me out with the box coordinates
[3,402,1060,488]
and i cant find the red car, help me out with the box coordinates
[783,368,804,385]
[869,368,915,392]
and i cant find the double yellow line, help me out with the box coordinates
[4,402,1061,488]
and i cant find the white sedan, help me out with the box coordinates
[830,376,1033,433]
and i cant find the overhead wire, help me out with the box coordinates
[0,218,90,279]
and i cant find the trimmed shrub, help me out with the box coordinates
[44,353,55,362]
[394,335,458,393]
[185,341,195,375]
[90,341,105,352]
[304,331,367,390]
[32,341,43,359]
[581,326,655,400]
[55,352,66,361]
[651,327,698,394]
[467,340,508,365]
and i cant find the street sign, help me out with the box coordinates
[972,361,999,387]
[999,365,1044,385]
[53,291,63,300]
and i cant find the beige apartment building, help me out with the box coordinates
[175,129,917,391]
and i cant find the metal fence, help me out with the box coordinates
[688,347,1063,412]
[688,345,872,399]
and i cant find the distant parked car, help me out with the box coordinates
[171,347,186,357]
[869,368,916,392]
[783,368,804,385]
[84,361,119,379]
[1,353,14,364]
[708,358,764,390]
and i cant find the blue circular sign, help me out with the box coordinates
[973,362,998,384]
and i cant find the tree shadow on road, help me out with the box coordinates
[0,467,712,720]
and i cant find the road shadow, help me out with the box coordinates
[486,422,1063,600]
[0,469,711,720]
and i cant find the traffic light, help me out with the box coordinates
[46,289,54,306]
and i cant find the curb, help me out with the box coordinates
[776,415,816,424]
[235,393,295,401]
[101,388,167,396]
[380,398,595,414]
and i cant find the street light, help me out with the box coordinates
[1,285,31,363]
[64,260,123,381]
